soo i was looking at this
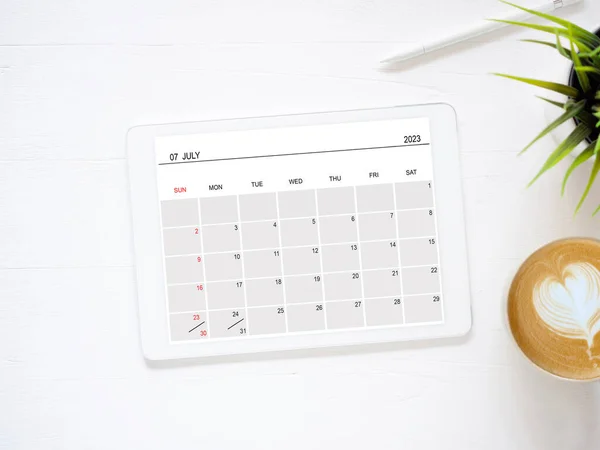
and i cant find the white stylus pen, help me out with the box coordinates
[380,0,583,65]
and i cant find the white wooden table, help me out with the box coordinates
[2,1,600,448]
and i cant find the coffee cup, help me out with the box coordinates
[506,237,600,381]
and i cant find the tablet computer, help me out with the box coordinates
[127,104,471,360]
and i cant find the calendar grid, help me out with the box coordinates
[162,181,444,342]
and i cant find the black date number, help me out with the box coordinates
[404,135,421,144]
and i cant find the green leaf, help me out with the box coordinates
[528,122,592,187]
[579,45,600,59]
[499,1,600,48]
[536,96,565,109]
[593,204,600,216]
[521,39,571,59]
[489,20,594,53]
[562,141,595,195]
[520,99,586,154]
[570,26,591,93]
[493,73,579,97]
[575,155,600,214]
[595,138,600,155]
[575,66,600,76]
[555,32,572,60]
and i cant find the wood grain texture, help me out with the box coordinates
[2,0,600,448]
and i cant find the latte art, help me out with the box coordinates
[533,262,600,360]
[508,239,600,380]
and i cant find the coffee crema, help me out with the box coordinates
[508,238,600,380]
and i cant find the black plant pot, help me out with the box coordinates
[568,27,600,144]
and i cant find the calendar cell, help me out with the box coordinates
[356,183,394,213]
[203,252,243,281]
[161,199,199,228]
[282,246,321,275]
[206,280,245,309]
[323,271,362,301]
[362,268,402,298]
[326,300,364,329]
[321,243,360,273]
[358,212,397,241]
[360,240,399,270]
[365,297,404,327]
[280,218,319,247]
[403,294,443,324]
[248,306,286,335]
[401,266,440,296]
[318,214,358,244]
[169,312,208,341]
[200,195,239,225]
[163,226,202,256]
[241,220,280,250]
[246,277,284,307]
[209,309,248,338]
[317,186,356,215]
[168,284,206,312]
[239,192,278,222]
[202,223,241,253]
[278,190,317,218]
[165,255,203,284]
[395,181,434,210]
[286,303,325,332]
[284,274,323,304]
[400,237,438,266]
[243,249,282,279]
[397,208,436,239]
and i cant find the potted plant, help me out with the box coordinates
[494,1,600,214]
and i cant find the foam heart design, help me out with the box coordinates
[533,262,600,351]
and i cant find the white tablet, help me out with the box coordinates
[127,104,471,360]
